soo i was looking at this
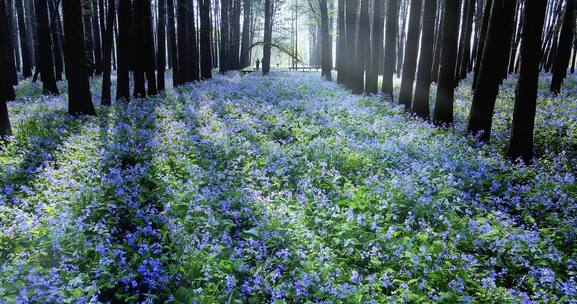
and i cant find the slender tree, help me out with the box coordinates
[177,0,190,83]
[240,0,251,68]
[91,0,103,75]
[1,0,17,85]
[262,0,272,74]
[157,0,166,90]
[412,0,436,119]
[186,0,199,82]
[550,0,575,94]
[398,0,422,109]
[319,0,332,80]
[382,0,399,99]
[143,0,157,95]
[472,0,493,89]
[456,0,474,81]
[101,0,115,106]
[34,0,59,94]
[0,0,13,138]
[507,0,548,163]
[167,0,179,86]
[336,0,345,84]
[200,0,213,79]
[466,0,517,141]
[133,0,147,97]
[432,0,459,125]
[62,0,95,115]
[15,0,31,77]
[116,0,131,101]
[365,0,383,93]
[220,0,230,72]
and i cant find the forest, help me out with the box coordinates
[0,0,576,302]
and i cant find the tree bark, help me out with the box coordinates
[382,0,399,99]
[432,0,459,125]
[336,0,345,84]
[466,0,517,141]
[365,0,383,93]
[351,0,368,93]
[200,0,213,79]
[62,0,95,115]
[262,0,272,74]
[472,0,493,89]
[220,0,230,72]
[240,0,251,68]
[507,0,547,163]
[157,0,166,90]
[412,0,436,119]
[91,0,103,75]
[15,0,32,77]
[167,0,179,86]
[550,0,575,94]
[34,0,59,94]
[116,0,131,101]
[101,0,115,106]
[398,0,422,109]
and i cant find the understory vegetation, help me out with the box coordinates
[1,72,576,303]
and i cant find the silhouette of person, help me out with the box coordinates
[256,58,260,71]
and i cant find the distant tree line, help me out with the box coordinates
[1,0,576,163]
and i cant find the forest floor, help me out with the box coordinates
[0,72,576,303]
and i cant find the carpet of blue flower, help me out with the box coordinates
[0,72,576,303]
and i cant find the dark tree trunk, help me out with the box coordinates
[550,0,575,94]
[82,5,95,76]
[432,0,459,125]
[466,0,517,141]
[200,0,212,79]
[189,0,199,81]
[220,0,230,72]
[157,0,166,90]
[351,0,368,93]
[91,0,103,75]
[240,0,251,68]
[1,0,17,86]
[336,0,345,84]
[469,0,482,73]
[62,0,95,115]
[472,0,493,89]
[382,0,399,99]
[133,0,147,97]
[7,0,20,74]
[398,0,422,110]
[571,38,577,73]
[507,1,523,74]
[167,0,179,86]
[396,0,408,77]
[101,0,115,106]
[456,0,474,81]
[230,0,241,69]
[365,0,383,93]
[320,0,332,81]
[431,3,443,83]
[35,0,59,94]
[28,0,39,71]
[0,0,16,116]
[507,0,547,163]
[48,0,64,81]
[341,0,358,89]
[262,0,272,74]
[412,0,436,119]
[143,0,157,95]
[15,0,31,77]
[116,0,131,101]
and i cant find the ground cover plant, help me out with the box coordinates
[0,72,575,303]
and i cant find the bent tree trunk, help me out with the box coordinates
[550,0,575,94]
[507,0,548,163]
[432,0,459,125]
[62,0,95,115]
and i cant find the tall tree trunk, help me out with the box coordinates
[336,0,345,84]
[432,0,458,125]
[62,0,95,115]
[365,0,383,93]
[186,0,199,81]
[472,0,493,89]
[320,0,332,80]
[240,0,251,68]
[200,0,213,79]
[262,0,272,74]
[82,5,95,76]
[0,0,16,117]
[177,0,190,83]
[431,3,443,82]
[48,0,63,81]
[116,0,131,101]
[398,0,422,110]
[507,0,547,163]
[133,0,147,97]
[351,0,368,93]
[382,0,399,99]
[396,0,408,77]
[342,0,358,89]
[412,0,436,119]
[456,0,474,81]
[157,0,166,90]
[91,0,103,75]
[34,0,59,94]
[102,0,115,106]
[230,0,241,69]
[15,0,31,77]
[466,0,517,142]
[220,0,230,72]
[167,0,179,86]
[143,0,157,95]
[550,0,575,94]
[27,0,39,71]
[7,0,20,73]
[1,0,17,85]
